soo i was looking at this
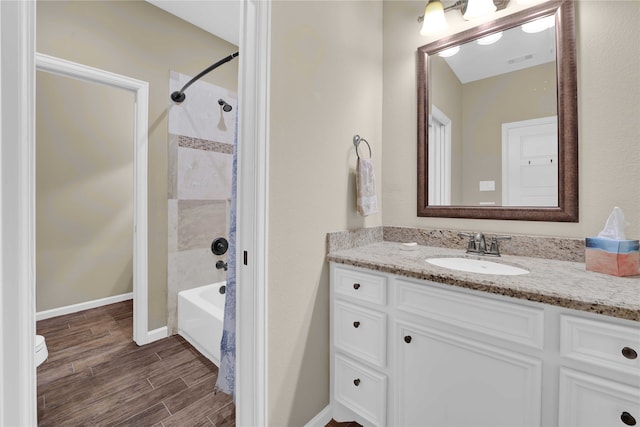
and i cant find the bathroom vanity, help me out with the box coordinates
[327,242,640,427]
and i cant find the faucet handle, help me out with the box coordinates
[458,232,477,252]
[487,235,511,256]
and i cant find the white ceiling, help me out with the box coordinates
[443,23,556,83]
[146,0,240,46]
[147,0,554,83]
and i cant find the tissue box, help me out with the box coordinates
[585,237,640,277]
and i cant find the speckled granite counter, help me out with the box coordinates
[327,241,640,322]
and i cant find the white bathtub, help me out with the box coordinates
[178,282,226,366]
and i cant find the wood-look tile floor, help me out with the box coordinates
[36,300,235,426]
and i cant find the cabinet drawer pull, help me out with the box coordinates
[622,347,638,360]
[621,411,636,426]
[353,283,361,290]
[353,321,360,328]
[404,335,412,344]
[353,378,360,387]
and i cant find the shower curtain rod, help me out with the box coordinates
[171,51,239,104]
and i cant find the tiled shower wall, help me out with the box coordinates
[167,71,237,333]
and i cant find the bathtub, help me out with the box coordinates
[178,282,226,366]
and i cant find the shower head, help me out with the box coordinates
[218,98,232,112]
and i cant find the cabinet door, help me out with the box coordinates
[396,321,542,427]
[559,368,640,427]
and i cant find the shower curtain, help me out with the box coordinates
[216,110,237,398]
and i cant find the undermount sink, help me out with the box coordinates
[426,257,529,276]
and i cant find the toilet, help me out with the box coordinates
[35,335,48,367]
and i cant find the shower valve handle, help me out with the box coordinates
[211,237,229,255]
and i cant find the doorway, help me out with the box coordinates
[35,53,150,345]
[428,105,452,206]
[0,1,269,424]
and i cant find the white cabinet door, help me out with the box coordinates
[396,321,542,427]
[558,368,640,427]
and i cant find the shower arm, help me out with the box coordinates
[170,51,239,103]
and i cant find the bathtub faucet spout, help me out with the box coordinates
[215,260,228,271]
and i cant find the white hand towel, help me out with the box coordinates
[356,157,378,216]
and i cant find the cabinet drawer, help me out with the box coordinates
[333,266,387,305]
[334,354,387,427]
[396,279,544,349]
[334,301,386,368]
[560,315,640,375]
[559,368,640,427]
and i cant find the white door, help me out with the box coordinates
[396,321,542,427]
[502,116,557,206]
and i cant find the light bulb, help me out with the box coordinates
[463,0,497,20]
[420,1,448,35]
[522,15,555,33]
[476,31,503,45]
[438,46,461,57]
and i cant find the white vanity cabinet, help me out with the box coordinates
[329,262,640,427]
[394,278,543,427]
[331,265,389,426]
[558,316,640,427]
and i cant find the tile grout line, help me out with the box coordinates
[162,401,172,416]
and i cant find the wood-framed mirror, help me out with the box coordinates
[417,0,578,221]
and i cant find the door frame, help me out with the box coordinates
[0,0,269,424]
[1,1,38,424]
[35,53,150,346]
[428,105,452,205]
[236,1,270,425]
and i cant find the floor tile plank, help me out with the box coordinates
[113,402,171,427]
[36,300,235,426]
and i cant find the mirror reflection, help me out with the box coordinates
[417,0,578,222]
[428,16,558,207]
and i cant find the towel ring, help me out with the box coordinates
[353,135,372,159]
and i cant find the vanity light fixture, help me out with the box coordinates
[476,31,503,45]
[438,45,461,57]
[419,0,510,35]
[463,0,497,20]
[521,15,555,33]
[420,1,448,35]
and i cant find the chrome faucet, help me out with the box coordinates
[458,232,511,257]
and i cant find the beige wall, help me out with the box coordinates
[36,73,135,311]
[267,1,640,424]
[269,1,383,425]
[37,1,238,328]
[461,62,557,205]
[383,0,640,239]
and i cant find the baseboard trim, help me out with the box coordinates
[304,405,332,427]
[36,292,134,321]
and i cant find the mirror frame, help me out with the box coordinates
[417,0,578,222]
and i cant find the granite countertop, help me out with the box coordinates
[327,241,640,322]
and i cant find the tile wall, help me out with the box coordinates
[167,71,237,333]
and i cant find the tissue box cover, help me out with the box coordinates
[585,237,640,277]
